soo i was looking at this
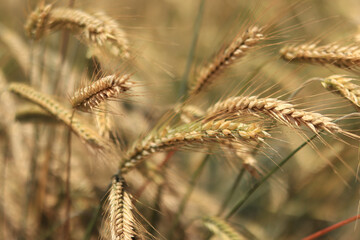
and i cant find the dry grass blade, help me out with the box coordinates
[280,43,360,70]
[205,95,342,135]
[9,83,110,150]
[15,104,59,123]
[120,120,269,173]
[25,4,130,59]
[202,216,245,240]
[189,25,264,95]
[321,75,360,110]
[70,74,133,112]
[107,175,136,240]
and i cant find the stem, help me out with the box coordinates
[83,187,110,240]
[54,0,76,95]
[64,110,74,240]
[178,0,205,99]
[217,168,245,216]
[302,215,360,240]
[168,154,210,240]
[225,133,319,219]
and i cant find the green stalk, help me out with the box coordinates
[225,133,319,219]
[217,168,245,216]
[178,0,205,99]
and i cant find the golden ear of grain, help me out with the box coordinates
[202,216,244,240]
[189,25,265,95]
[280,43,360,70]
[108,175,136,240]
[205,95,342,134]
[9,83,110,151]
[70,74,133,112]
[24,3,52,40]
[120,120,269,174]
[321,75,360,109]
[25,4,130,59]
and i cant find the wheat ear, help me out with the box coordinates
[107,175,136,240]
[202,216,243,240]
[321,75,360,109]
[205,96,342,134]
[189,25,264,95]
[120,120,269,174]
[280,43,360,70]
[25,4,130,58]
[9,83,109,150]
[70,74,133,111]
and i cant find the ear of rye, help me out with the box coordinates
[120,120,269,174]
[70,74,133,112]
[190,25,264,95]
[205,95,343,135]
[108,175,136,240]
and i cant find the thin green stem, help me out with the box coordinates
[217,168,245,216]
[83,188,110,240]
[225,133,319,219]
[178,0,205,99]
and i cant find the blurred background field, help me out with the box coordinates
[1,0,360,239]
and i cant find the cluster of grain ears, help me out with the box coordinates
[4,2,360,239]
[25,3,130,58]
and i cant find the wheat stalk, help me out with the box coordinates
[0,23,30,75]
[175,104,205,123]
[205,95,342,134]
[321,75,360,109]
[280,43,360,70]
[25,4,130,59]
[95,102,114,139]
[189,25,264,95]
[107,175,136,240]
[9,83,110,150]
[70,74,133,111]
[120,120,269,174]
[202,216,244,240]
